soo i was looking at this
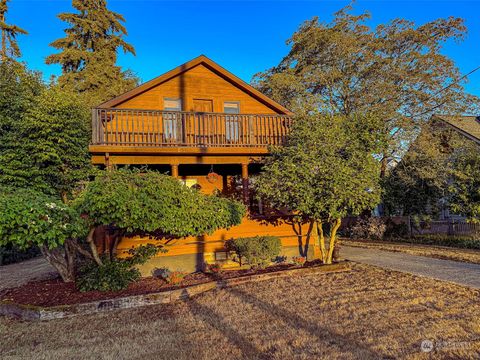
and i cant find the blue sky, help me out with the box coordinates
[9,0,480,96]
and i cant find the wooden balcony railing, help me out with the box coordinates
[91,108,292,147]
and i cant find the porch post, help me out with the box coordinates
[241,163,249,205]
[171,164,179,178]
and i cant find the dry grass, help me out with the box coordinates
[343,239,480,265]
[1,264,479,360]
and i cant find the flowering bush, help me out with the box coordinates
[156,268,188,285]
[292,256,306,266]
[0,187,86,251]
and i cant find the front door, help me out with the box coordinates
[193,99,213,144]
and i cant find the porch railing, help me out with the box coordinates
[91,108,293,147]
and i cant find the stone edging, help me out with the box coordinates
[0,262,351,321]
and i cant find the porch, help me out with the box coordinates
[91,108,293,148]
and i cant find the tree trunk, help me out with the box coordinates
[109,229,122,260]
[315,220,327,263]
[86,226,103,266]
[380,156,388,179]
[40,245,75,282]
[326,218,342,264]
[67,238,94,260]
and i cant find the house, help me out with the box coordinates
[384,114,479,219]
[90,55,313,274]
[431,114,480,145]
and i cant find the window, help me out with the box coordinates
[224,102,240,141]
[163,98,182,139]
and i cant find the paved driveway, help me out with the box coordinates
[0,257,56,291]
[342,246,480,289]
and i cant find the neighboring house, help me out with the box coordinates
[90,55,311,274]
[431,114,480,220]
[431,114,480,145]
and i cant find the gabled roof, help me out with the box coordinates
[432,114,480,145]
[97,55,293,115]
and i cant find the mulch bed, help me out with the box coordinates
[0,262,320,308]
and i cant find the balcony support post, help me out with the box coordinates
[171,164,179,178]
[241,163,249,205]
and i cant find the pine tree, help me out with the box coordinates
[0,0,27,61]
[46,0,138,106]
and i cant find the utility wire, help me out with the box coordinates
[387,64,480,122]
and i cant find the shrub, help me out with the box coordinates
[226,236,281,268]
[350,217,386,240]
[292,256,306,266]
[77,244,162,292]
[77,259,140,292]
[203,262,222,274]
[76,168,246,237]
[156,268,188,285]
[384,221,410,239]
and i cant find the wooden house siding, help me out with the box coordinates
[116,64,278,114]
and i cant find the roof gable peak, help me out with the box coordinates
[97,55,292,115]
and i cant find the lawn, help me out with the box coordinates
[1,264,479,359]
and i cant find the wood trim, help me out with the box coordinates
[432,115,480,145]
[89,145,270,155]
[91,154,263,166]
[96,55,293,115]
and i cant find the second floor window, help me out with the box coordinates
[224,102,240,141]
[164,98,182,139]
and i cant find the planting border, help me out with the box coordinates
[0,262,350,321]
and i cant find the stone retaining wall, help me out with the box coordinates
[0,262,350,321]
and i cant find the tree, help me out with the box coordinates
[253,4,477,174]
[0,188,87,282]
[75,168,246,267]
[255,113,384,264]
[0,0,27,61]
[0,169,246,282]
[0,61,92,200]
[46,0,138,106]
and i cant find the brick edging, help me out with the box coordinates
[0,262,350,321]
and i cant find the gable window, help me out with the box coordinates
[224,102,240,142]
[163,98,182,140]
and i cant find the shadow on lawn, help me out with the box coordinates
[225,287,384,359]
[185,297,270,360]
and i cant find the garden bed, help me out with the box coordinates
[0,261,350,320]
[1,262,301,307]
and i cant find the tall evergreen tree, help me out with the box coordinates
[46,0,138,106]
[0,0,27,61]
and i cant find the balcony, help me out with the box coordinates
[91,108,292,148]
